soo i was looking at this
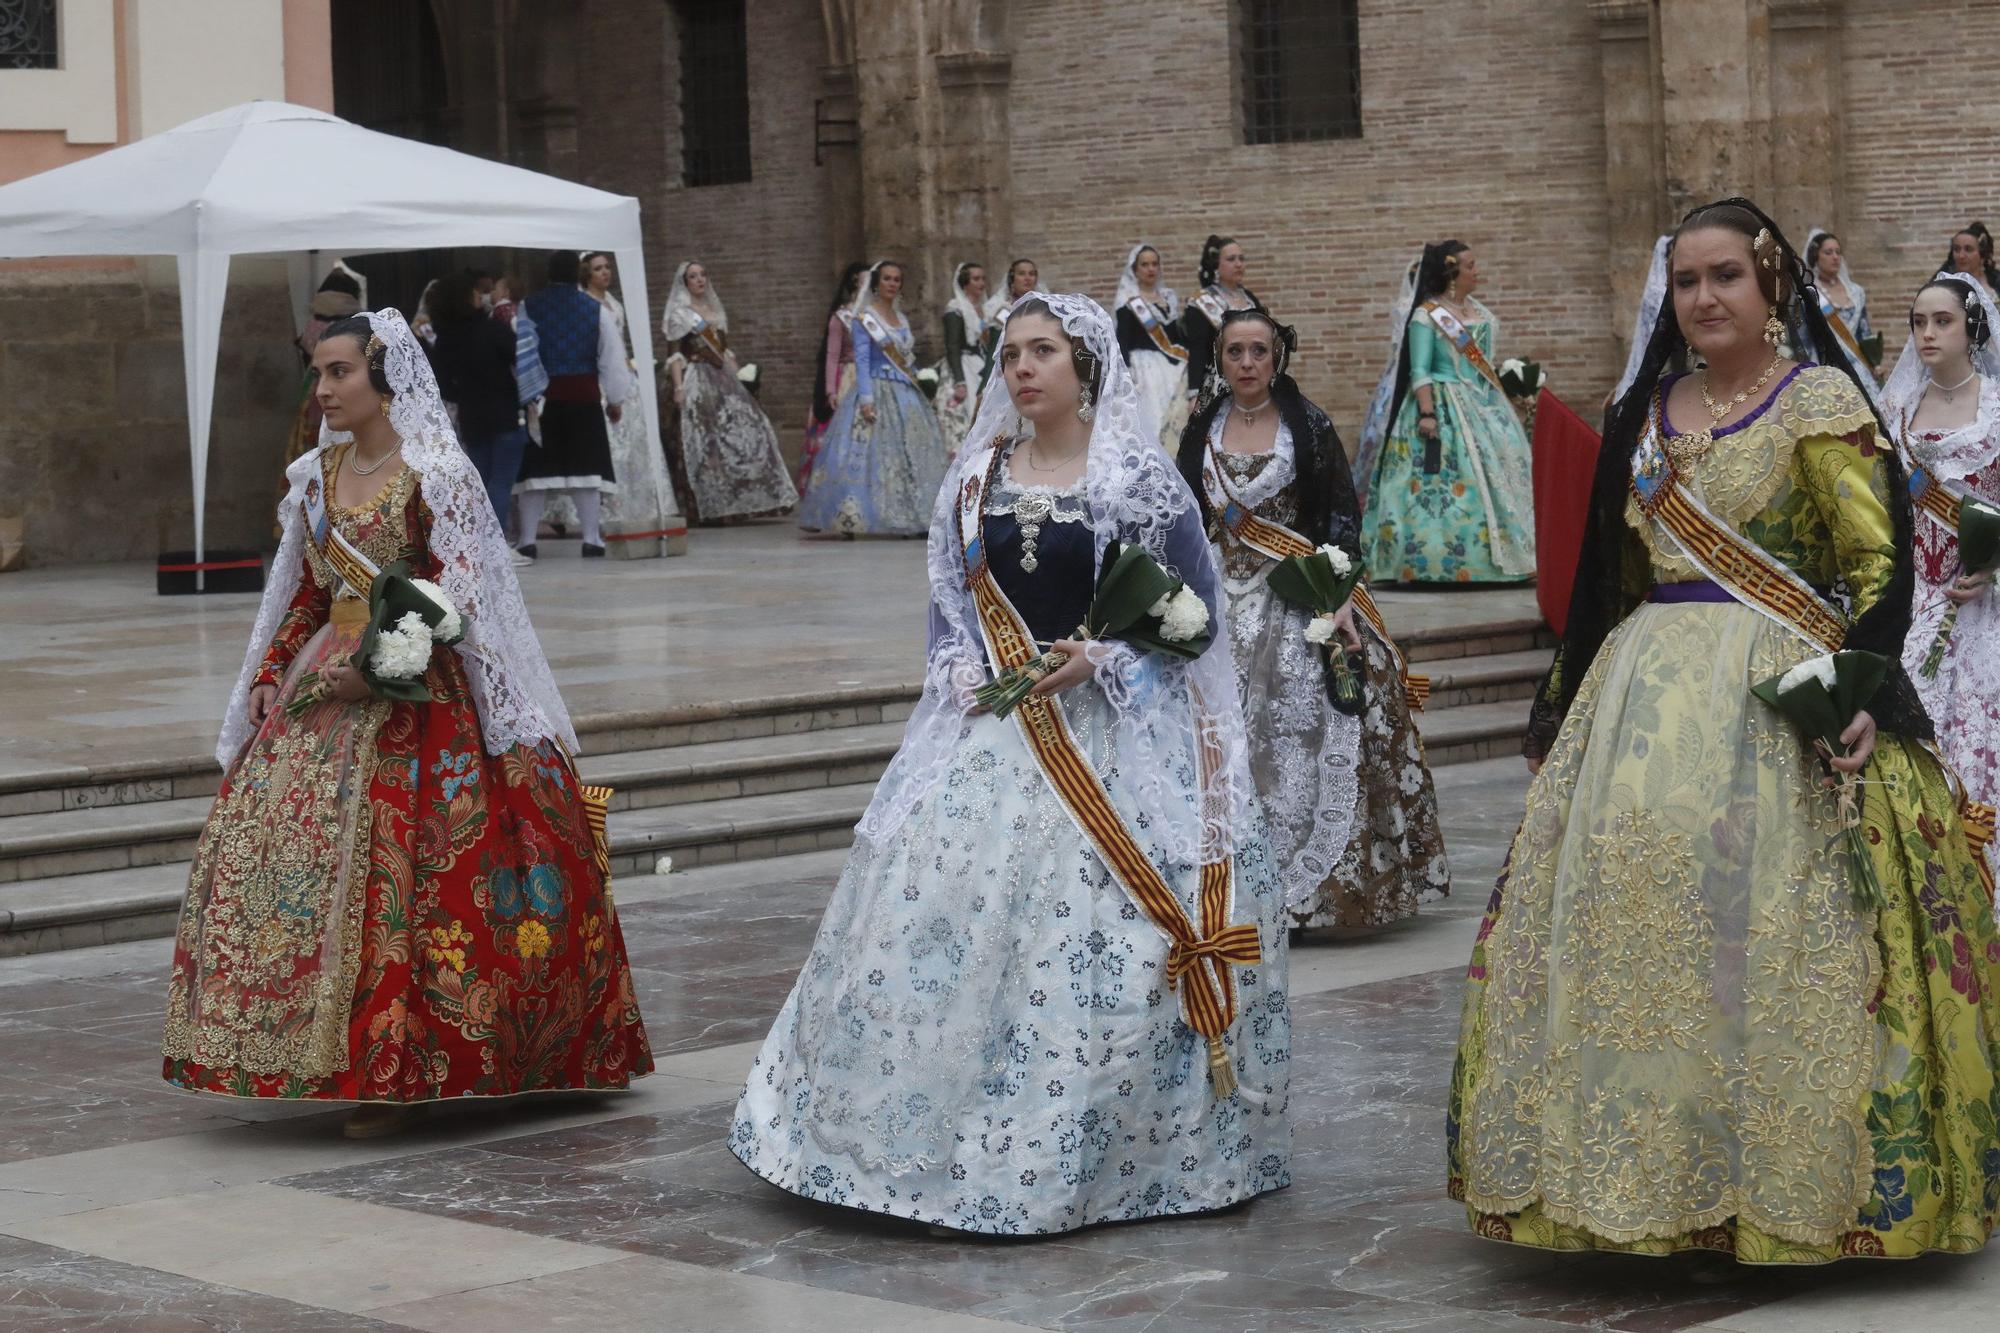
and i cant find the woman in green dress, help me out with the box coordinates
[1353,241,1537,584]
[1448,199,2000,1263]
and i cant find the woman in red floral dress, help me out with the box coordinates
[162,310,652,1136]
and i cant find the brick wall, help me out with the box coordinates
[578,0,836,465]
[1005,0,1615,437]
[0,266,297,567]
[1838,0,2000,376]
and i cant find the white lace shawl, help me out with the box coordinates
[662,260,728,342]
[217,309,579,767]
[1351,250,1424,497]
[1613,235,1673,406]
[854,292,1257,866]
[1113,242,1181,321]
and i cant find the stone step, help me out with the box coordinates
[587,721,907,813]
[1413,699,1532,768]
[1417,648,1551,711]
[0,681,926,819]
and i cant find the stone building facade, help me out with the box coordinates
[7,0,2000,565]
[432,0,2000,462]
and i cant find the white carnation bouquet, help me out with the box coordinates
[287,561,467,718]
[1269,542,1366,714]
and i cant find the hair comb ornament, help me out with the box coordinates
[365,333,385,358]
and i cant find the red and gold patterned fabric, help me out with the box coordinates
[162,451,653,1102]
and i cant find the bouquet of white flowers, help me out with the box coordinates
[735,362,761,397]
[1497,358,1546,399]
[286,561,466,718]
[975,541,1211,719]
[1749,649,1889,909]
[1268,543,1366,714]
[915,367,941,401]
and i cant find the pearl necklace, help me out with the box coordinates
[1931,368,1978,405]
[1232,394,1273,424]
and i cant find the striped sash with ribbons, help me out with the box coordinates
[956,443,1261,1097]
[687,313,728,364]
[1421,302,1509,398]
[858,310,920,385]
[1201,437,1429,711]
[1817,291,1868,369]
[1634,398,1993,876]
[1906,458,1967,536]
[302,464,386,600]
[1125,297,1188,361]
[1190,290,1228,331]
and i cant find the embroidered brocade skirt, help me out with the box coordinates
[1222,574,1448,928]
[794,375,950,537]
[730,686,1293,1235]
[1129,348,1190,455]
[1448,600,2000,1261]
[161,614,654,1102]
[1362,379,1537,585]
[661,360,798,526]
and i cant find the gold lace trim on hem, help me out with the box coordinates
[1457,1184,1869,1249]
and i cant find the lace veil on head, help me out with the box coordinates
[945,260,987,333]
[850,259,900,320]
[1350,250,1424,497]
[1113,242,1179,319]
[662,260,725,340]
[856,292,1255,865]
[217,309,578,766]
[1881,272,2000,472]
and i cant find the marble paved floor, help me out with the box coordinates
[0,524,1544,781]
[3,757,1993,1330]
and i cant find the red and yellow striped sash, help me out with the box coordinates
[1204,444,1429,710]
[1421,302,1509,398]
[1913,471,1963,532]
[957,444,1259,1095]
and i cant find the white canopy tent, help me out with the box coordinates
[0,100,675,580]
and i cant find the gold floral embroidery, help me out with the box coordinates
[1568,813,1710,1053]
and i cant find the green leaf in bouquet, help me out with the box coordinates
[1859,332,1885,367]
[1959,497,2000,576]
[1749,669,1845,752]
[1828,649,1889,721]
[1087,542,1179,640]
[1119,616,1211,661]
[355,560,439,704]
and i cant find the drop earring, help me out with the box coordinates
[1762,306,1785,347]
[1077,384,1095,424]
[379,395,393,418]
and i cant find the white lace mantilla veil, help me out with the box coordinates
[850,259,900,322]
[1882,273,2000,477]
[854,292,1257,868]
[945,261,985,337]
[1806,226,1868,323]
[661,260,726,342]
[1612,235,1673,405]
[1351,250,1424,497]
[1112,242,1181,319]
[217,309,578,767]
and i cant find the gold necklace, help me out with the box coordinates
[347,442,401,476]
[1670,354,1783,470]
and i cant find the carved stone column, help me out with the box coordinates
[932,49,1012,308]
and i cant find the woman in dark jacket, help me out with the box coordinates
[1178,308,1447,929]
[428,269,526,530]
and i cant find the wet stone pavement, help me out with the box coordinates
[1,753,1992,1331]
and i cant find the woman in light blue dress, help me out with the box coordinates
[1353,241,1537,584]
[796,260,951,537]
[733,294,1291,1235]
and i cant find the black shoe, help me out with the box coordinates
[581,543,606,558]
[516,544,537,560]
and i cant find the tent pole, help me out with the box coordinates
[176,250,230,593]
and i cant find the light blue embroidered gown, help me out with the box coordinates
[1360,301,1537,583]
[733,454,1293,1235]
[795,310,951,536]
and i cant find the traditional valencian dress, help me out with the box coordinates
[1450,362,2000,1261]
[799,306,855,494]
[733,294,1291,1234]
[935,267,995,455]
[162,311,653,1104]
[1356,292,1537,584]
[796,273,951,537]
[1806,229,1880,398]
[659,263,798,525]
[1885,285,2000,894]
[1112,245,1191,452]
[1184,380,1449,928]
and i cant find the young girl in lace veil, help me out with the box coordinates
[732,293,1291,1235]
[163,310,653,1137]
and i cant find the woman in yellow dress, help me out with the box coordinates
[1449,199,2000,1263]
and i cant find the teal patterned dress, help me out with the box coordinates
[1361,301,1537,584]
